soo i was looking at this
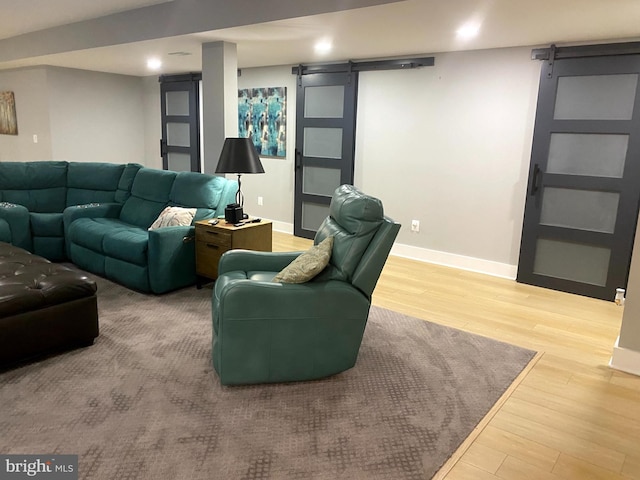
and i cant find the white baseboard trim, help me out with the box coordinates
[271,220,293,235]
[272,221,517,279]
[609,336,640,377]
[391,243,517,279]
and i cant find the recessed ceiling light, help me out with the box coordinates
[456,22,480,40]
[315,41,333,55]
[147,58,162,70]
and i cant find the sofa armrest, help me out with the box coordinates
[63,202,122,226]
[218,250,303,275]
[0,203,31,250]
[147,225,196,293]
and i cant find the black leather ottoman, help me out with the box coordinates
[0,242,98,368]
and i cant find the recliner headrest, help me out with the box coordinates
[314,185,384,283]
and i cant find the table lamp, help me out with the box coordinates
[215,137,265,224]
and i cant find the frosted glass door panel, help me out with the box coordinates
[302,202,330,231]
[540,188,619,233]
[167,123,190,147]
[303,128,343,159]
[554,74,638,120]
[304,86,345,118]
[547,133,628,178]
[533,239,611,286]
[166,91,190,116]
[303,166,341,197]
[168,153,191,172]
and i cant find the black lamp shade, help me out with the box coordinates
[215,137,265,174]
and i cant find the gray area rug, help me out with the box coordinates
[0,274,536,479]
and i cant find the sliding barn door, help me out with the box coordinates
[518,54,640,300]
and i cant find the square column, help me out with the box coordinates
[202,41,238,175]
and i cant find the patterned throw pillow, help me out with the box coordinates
[272,236,334,284]
[148,206,197,231]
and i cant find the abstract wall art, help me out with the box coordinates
[0,91,18,135]
[238,87,286,157]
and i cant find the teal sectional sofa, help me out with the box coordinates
[0,161,237,294]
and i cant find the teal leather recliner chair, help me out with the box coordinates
[212,185,401,385]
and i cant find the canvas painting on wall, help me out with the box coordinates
[238,87,286,157]
[0,91,18,135]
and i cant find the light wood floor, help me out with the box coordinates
[272,231,640,480]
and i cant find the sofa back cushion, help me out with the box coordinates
[170,172,228,220]
[115,163,143,203]
[119,168,177,228]
[66,162,126,206]
[0,161,67,213]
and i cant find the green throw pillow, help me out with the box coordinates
[272,236,334,284]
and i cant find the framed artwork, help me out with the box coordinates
[0,91,18,135]
[238,87,286,157]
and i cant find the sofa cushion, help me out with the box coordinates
[1,188,67,214]
[0,161,67,213]
[102,228,149,266]
[68,217,133,253]
[170,172,230,222]
[119,169,176,229]
[66,162,126,207]
[30,212,64,237]
[170,172,224,208]
[32,237,66,261]
[114,163,143,204]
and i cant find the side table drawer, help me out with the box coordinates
[196,227,232,247]
[196,242,230,279]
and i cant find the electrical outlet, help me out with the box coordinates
[257,196,263,206]
[411,220,420,232]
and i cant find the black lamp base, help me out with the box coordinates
[225,203,244,224]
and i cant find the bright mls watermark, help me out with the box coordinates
[0,455,77,479]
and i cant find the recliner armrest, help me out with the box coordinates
[218,250,304,275]
[215,279,369,326]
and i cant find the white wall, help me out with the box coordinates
[47,67,145,164]
[356,47,541,271]
[0,67,53,160]
[610,211,640,375]
[234,47,541,275]
[142,75,162,169]
[2,46,541,278]
[237,65,298,230]
[0,66,148,165]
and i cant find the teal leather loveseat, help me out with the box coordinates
[0,161,237,293]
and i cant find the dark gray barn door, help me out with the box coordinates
[294,72,358,239]
[160,74,201,172]
[517,53,640,300]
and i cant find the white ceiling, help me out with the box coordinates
[2,0,640,77]
[0,0,173,40]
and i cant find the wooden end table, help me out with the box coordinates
[194,219,272,287]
